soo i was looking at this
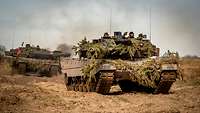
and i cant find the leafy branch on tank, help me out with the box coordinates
[81,58,163,89]
[81,59,105,83]
[80,50,181,89]
[73,32,158,60]
[108,59,161,88]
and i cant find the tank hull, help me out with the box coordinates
[61,58,178,94]
[5,56,60,77]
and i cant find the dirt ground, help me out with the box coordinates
[0,58,200,113]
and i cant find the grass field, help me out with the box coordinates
[180,58,200,80]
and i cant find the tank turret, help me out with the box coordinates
[7,43,61,60]
[73,32,159,60]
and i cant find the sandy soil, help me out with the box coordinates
[0,58,200,113]
[0,74,199,113]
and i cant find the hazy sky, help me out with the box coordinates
[0,0,200,56]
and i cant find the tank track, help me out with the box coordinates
[64,72,114,94]
[65,78,97,92]
[96,72,114,94]
[154,71,176,94]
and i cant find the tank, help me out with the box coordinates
[62,32,179,94]
[5,43,61,77]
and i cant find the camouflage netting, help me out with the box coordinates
[73,37,156,60]
[81,59,104,82]
[82,58,162,88]
[82,54,181,88]
[15,58,58,73]
[110,59,161,88]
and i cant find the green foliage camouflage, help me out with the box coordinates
[112,59,161,88]
[81,59,104,82]
[15,57,59,75]
[82,55,181,88]
[82,58,162,88]
[73,35,157,60]
[7,43,62,60]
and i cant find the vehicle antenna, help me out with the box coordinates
[109,8,112,34]
[12,31,15,49]
[29,31,32,45]
[149,8,152,41]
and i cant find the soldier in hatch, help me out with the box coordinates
[143,34,147,38]
[129,32,134,38]
[103,32,110,38]
[137,33,144,40]
[123,32,128,38]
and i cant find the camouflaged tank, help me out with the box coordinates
[62,32,179,94]
[5,43,61,77]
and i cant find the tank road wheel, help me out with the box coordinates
[80,82,97,92]
[18,62,26,74]
[86,83,95,92]
[154,71,177,94]
[64,74,73,91]
[64,74,69,90]
[82,84,87,92]
[78,83,83,92]
[67,86,72,91]
[78,82,97,92]
[89,83,97,92]
[96,72,114,95]
[75,84,80,91]
[87,84,91,92]
[71,83,76,91]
